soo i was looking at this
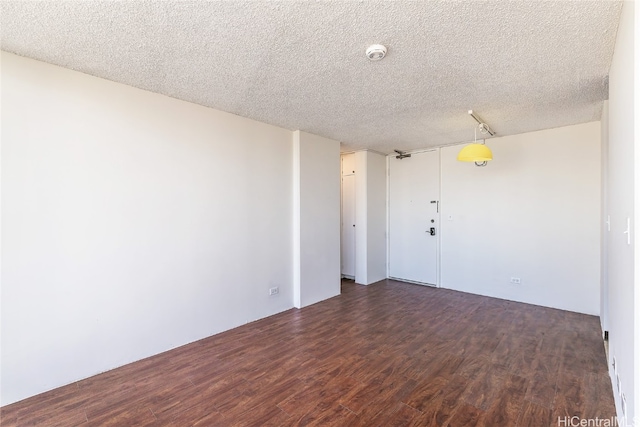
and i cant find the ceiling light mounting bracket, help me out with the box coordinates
[468,110,495,136]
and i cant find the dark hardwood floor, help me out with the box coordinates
[1,279,615,426]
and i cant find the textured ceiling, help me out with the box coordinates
[1,1,622,153]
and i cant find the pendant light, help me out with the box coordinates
[457,110,495,167]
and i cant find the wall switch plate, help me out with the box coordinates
[269,287,279,296]
[510,277,521,284]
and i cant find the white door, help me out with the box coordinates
[389,150,440,285]
[341,173,356,278]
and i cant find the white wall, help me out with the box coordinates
[601,100,609,336]
[636,0,640,420]
[606,1,637,423]
[353,151,387,285]
[365,152,387,284]
[1,52,295,405]
[355,152,367,283]
[440,122,601,315]
[293,131,341,308]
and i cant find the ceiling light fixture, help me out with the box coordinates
[457,110,494,167]
[366,44,387,61]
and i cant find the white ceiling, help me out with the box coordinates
[0,1,622,153]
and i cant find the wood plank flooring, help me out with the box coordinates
[1,279,616,426]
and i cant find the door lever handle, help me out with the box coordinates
[624,217,631,245]
[427,227,436,236]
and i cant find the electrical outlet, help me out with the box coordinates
[510,277,521,284]
[269,287,279,296]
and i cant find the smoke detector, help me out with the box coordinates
[366,44,387,61]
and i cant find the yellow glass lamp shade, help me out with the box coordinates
[457,143,493,163]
